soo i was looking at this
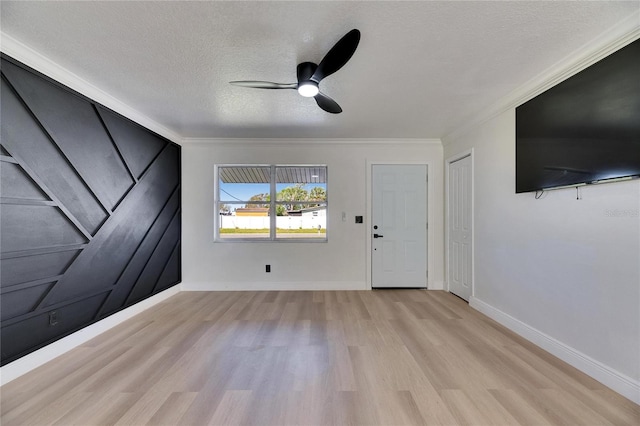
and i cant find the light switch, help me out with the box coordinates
[341,212,346,222]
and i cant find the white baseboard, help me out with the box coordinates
[470,296,640,405]
[182,281,367,291]
[0,284,181,387]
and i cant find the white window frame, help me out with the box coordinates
[214,164,328,242]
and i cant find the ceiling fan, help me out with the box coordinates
[229,29,361,114]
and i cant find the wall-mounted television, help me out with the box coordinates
[516,38,640,193]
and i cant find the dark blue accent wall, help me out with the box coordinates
[0,55,182,366]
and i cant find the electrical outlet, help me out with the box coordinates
[49,311,58,326]
[266,264,271,273]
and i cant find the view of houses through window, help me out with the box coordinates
[216,165,327,240]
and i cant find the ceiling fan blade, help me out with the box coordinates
[229,81,297,89]
[314,92,342,114]
[311,29,360,83]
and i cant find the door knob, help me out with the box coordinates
[373,234,384,238]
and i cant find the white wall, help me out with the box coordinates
[443,109,640,401]
[182,140,444,291]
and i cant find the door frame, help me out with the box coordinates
[445,149,475,300]
[366,160,432,290]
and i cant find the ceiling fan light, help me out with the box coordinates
[298,82,319,97]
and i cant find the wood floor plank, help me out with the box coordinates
[209,389,253,425]
[489,388,555,426]
[1,345,133,423]
[144,391,197,426]
[1,290,638,425]
[11,391,93,426]
[376,389,428,425]
[113,390,173,426]
[410,386,460,425]
[440,389,501,425]
[52,392,142,426]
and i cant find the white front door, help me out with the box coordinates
[372,164,427,288]
[448,155,472,301]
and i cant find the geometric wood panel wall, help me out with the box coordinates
[0,55,181,366]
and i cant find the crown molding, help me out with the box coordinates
[182,137,442,146]
[442,11,640,145]
[0,32,183,145]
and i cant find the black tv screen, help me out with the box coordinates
[516,38,640,193]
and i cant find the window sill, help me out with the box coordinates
[214,237,328,243]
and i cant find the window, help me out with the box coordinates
[215,165,327,241]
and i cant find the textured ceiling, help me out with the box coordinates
[1,1,638,140]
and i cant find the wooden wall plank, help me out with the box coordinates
[0,205,87,253]
[98,188,181,317]
[0,293,109,362]
[0,162,49,201]
[0,77,108,235]
[2,60,133,211]
[154,241,182,293]
[39,145,180,308]
[126,209,181,305]
[0,55,181,366]
[1,282,54,321]
[1,250,79,289]
[97,106,167,180]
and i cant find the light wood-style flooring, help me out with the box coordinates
[1,290,638,425]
